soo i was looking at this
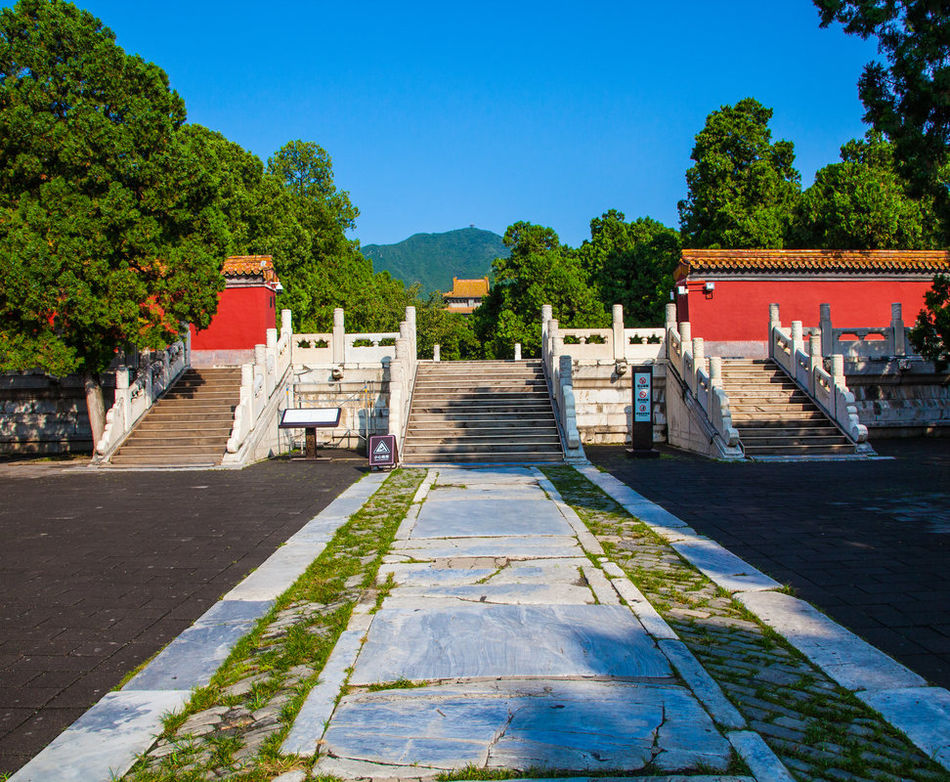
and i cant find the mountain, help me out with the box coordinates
[361,227,508,294]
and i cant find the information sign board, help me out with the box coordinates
[628,365,659,458]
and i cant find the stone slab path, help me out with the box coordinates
[288,467,744,778]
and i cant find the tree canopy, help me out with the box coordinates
[798,131,942,248]
[472,222,607,358]
[678,98,802,249]
[910,274,950,368]
[0,0,228,436]
[578,210,681,326]
[814,0,950,239]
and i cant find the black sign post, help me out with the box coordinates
[627,365,659,459]
[368,434,398,470]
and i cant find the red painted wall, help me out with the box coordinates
[681,277,932,342]
[190,287,275,350]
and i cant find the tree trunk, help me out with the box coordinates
[83,371,106,448]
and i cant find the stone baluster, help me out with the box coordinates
[433,344,441,362]
[809,333,822,395]
[679,321,691,344]
[281,308,292,337]
[831,354,846,387]
[709,356,722,389]
[549,318,562,360]
[612,304,624,362]
[406,306,417,358]
[665,302,677,333]
[514,343,522,361]
[891,303,905,356]
[332,308,345,365]
[791,321,804,356]
[819,303,832,357]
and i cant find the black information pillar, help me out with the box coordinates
[627,365,659,458]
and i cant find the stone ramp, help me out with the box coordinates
[291,466,735,777]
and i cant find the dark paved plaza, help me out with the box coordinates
[0,457,366,776]
[588,438,950,690]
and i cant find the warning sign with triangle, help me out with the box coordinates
[368,435,397,468]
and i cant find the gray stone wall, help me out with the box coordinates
[292,365,390,453]
[571,362,666,445]
[848,372,950,436]
[0,373,116,455]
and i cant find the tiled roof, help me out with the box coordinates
[676,249,950,279]
[222,255,279,286]
[444,277,490,298]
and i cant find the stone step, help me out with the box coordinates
[739,434,850,447]
[107,454,220,467]
[743,443,857,456]
[408,419,558,430]
[414,381,548,392]
[735,424,841,435]
[400,450,563,464]
[142,410,235,422]
[112,443,227,456]
[402,442,563,456]
[116,432,233,447]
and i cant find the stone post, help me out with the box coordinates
[433,344,441,362]
[612,304,624,362]
[665,302,677,333]
[406,306,417,358]
[255,343,270,397]
[831,354,845,386]
[709,356,722,388]
[116,366,131,430]
[514,343,522,361]
[791,321,804,356]
[266,328,277,352]
[184,326,192,368]
[541,304,552,356]
[819,303,832,357]
[332,308,345,365]
[809,333,821,395]
[679,321,691,344]
[549,318,562,362]
[241,362,253,393]
[280,308,292,337]
[692,337,705,370]
[891,303,905,356]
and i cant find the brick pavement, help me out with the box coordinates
[588,438,950,690]
[0,457,366,776]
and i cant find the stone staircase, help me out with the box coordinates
[402,360,564,463]
[720,359,857,458]
[108,368,241,467]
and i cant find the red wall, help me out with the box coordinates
[190,287,275,350]
[679,278,933,342]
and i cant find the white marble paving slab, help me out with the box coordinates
[383,582,596,605]
[320,680,729,774]
[379,559,588,588]
[610,577,678,640]
[434,466,537,485]
[392,535,582,560]
[350,604,671,684]
[425,485,549,502]
[670,538,781,594]
[411,498,574,538]
[727,731,796,782]
[582,565,620,604]
[738,591,926,691]
[659,640,746,729]
[223,541,328,601]
[9,690,189,782]
[857,686,950,769]
[281,628,369,756]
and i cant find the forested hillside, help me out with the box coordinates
[362,227,508,292]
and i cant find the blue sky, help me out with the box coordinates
[7,1,880,248]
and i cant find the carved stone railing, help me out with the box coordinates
[95,333,189,460]
[539,308,584,460]
[820,302,910,360]
[768,304,868,445]
[665,304,739,450]
[383,308,418,453]
[226,309,293,456]
[292,308,401,367]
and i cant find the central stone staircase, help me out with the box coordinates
[720,359,856,457]
[108,367,241,467]
[401,360,563,463]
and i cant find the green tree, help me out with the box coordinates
[814,0,950,237]
[472,222,607,358]
[578,210,681,325]
[0,0,225,440]
[910,274,950,368]
[678,98,802,249]
[798,132,942,248]
[415,292,480,361]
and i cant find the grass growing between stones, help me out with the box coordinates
[542,465,950,782]
[123,468,425,782]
